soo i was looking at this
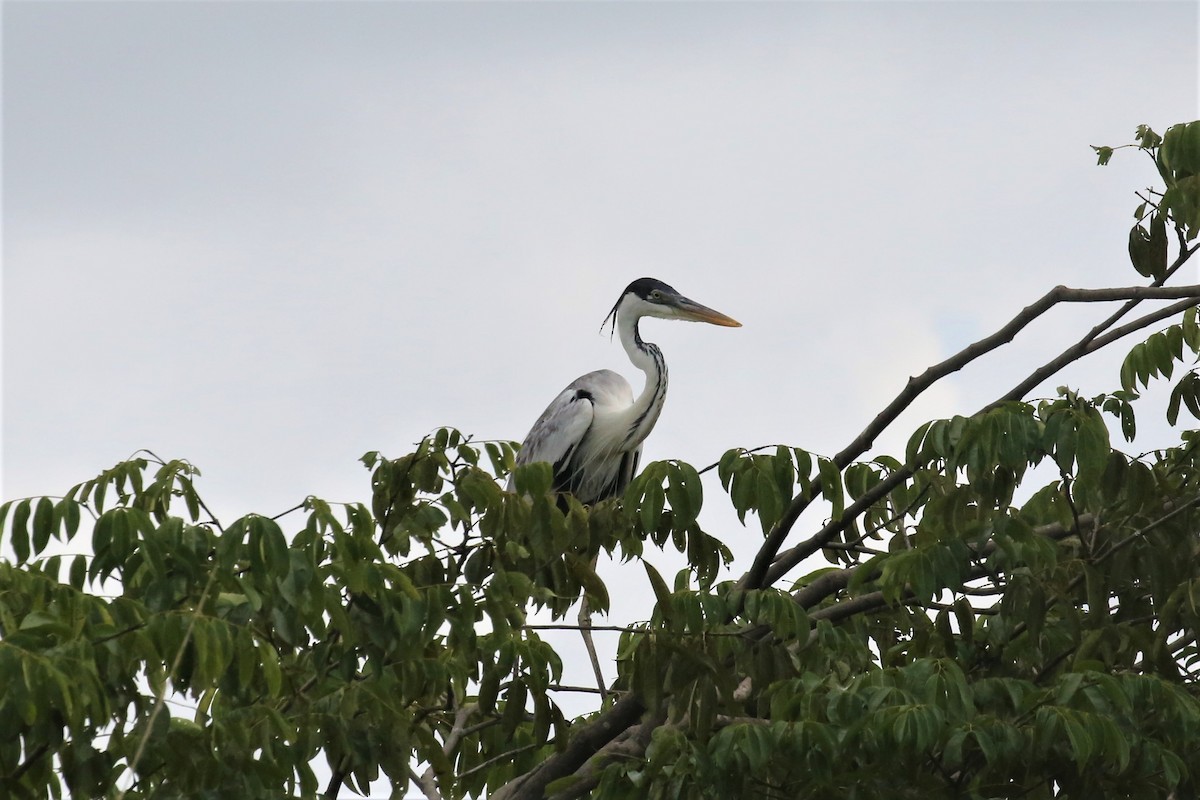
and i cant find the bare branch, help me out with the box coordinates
[410,766,442,800]
[1080,296,1200,359]
[990,288,1199,409]
[808,590,895,623]
[753,276,1200,590]
[764,468,910,588]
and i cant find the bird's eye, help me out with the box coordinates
[650,290,662,301]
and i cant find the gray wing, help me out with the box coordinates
[510,383,596,493]
[511,370,633,495]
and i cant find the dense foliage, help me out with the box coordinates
[3,121,1200,799]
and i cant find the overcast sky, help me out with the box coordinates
[4,1,1199,722]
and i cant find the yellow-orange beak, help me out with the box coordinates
[676,297,742,327]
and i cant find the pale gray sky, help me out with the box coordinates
[4,0,1199,723]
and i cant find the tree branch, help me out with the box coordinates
[410,767,441,800]
[457,744,540,781]
[793,516,1092,617]
[324,764,348,800]
[754,277,1200,590]
[547,716,661,800]
[1080,296,1200,360]
[549,684,609,695]
[989,280,1199,409]
[492,693,646,800]
[415,702,478,800]
[6,742,50,787]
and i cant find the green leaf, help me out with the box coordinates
[665,462,700,528]
[754,469,781,534]
[1135,124,1162,149]
[567,553,609,614]
[817,458,844,518]
[1063,712,1095,769]
[477,669,500,715]
[792,448,812,489]
[1161,120,1200,177]
[531,690,552,746]
[500,680,527,735]
[69,554,87,590]
[513,461,552,497]
[259,642,282,696]
[1128,219,1166,280]
[32,497,54,554]
[1169,372,1200,425]
[1119,347,1139,393]
[1074,410,1111,487]
[56,499,82,540]
[644,562,673,623]
[717,448,743,491]
[11,499,31,564]
[906,421,933,465]
[640,479,665,534]
[679,462,704,523]
[1054,672,1084,706]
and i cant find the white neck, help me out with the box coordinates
[616,307,668,447]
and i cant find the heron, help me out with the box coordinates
[509,277,740,698]
[510,277,741,505]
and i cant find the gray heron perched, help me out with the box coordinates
[511,277,741,506]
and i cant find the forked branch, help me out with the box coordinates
[745,277,1200,591]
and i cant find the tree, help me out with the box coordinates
[3,120,1200,800]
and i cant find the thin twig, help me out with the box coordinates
[270,502,307,522]
[525,623,646,634]
[548,684,609,695]
[457,744,540,781]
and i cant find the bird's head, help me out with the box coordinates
[602,277,741,333]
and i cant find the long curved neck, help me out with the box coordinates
[617,310,668,446]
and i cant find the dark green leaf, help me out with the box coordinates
[644,562,673,623]
[11,499,31,564]
[32,498,54,554]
